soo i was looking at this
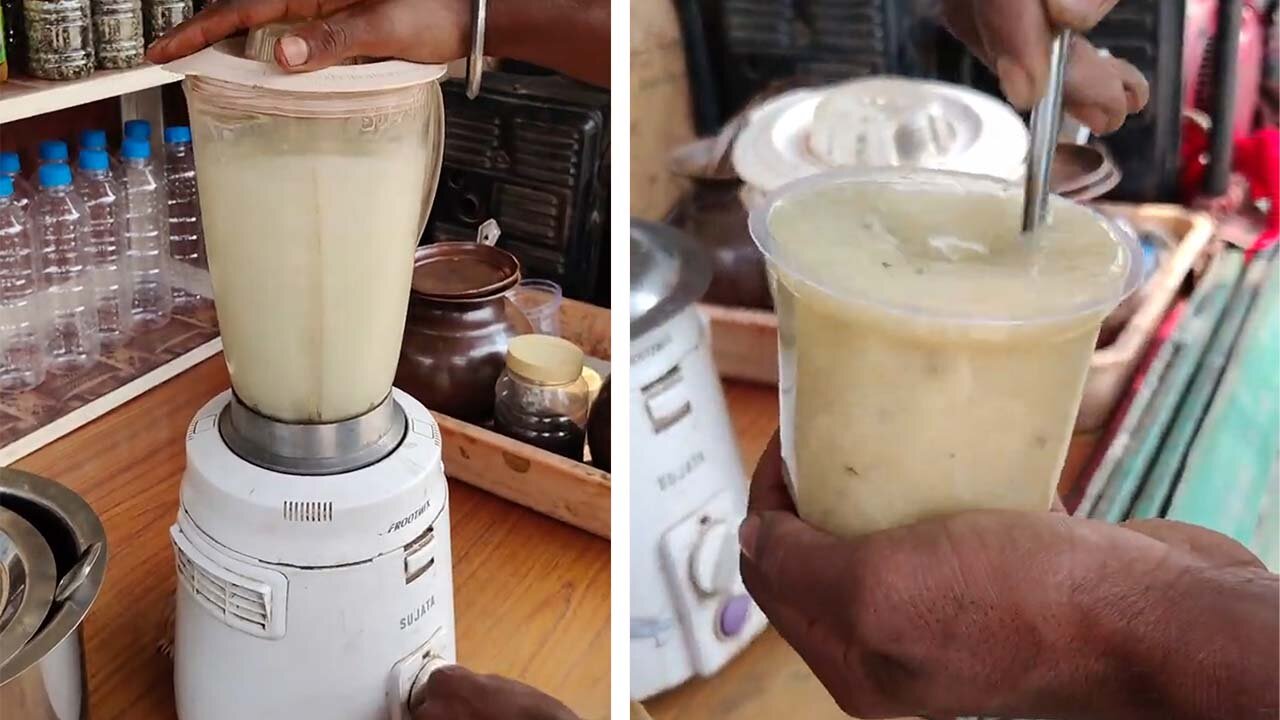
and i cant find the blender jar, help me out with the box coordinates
[169,36,445,423]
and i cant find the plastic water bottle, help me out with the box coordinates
[0,152,34,216]
[76,149,129,348]
[121,137,172,330]
[163,125,203,309]
[78,128,122,178]
[30,163,98,373]
[0,177,45,391]
[124,118,150,141]
[38,139,69,171]
[123,119,158,172]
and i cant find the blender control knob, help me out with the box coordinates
[408,657,452,710]
[689,520,737,596]
[718,594,753,638]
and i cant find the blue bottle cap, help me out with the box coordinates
[39,140,69,162]
[121,138,151,160]
[0,177,13,198]
[79,149,110,172]
[39,163,73,188]
[124,119,152,140]
[0,152,20,174]
[164,125,192,144]
[79,128,108,150]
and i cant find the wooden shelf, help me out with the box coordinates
[0,65,181,124]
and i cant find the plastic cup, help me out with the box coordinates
[749,168,1141,538]
[509,279,564,336]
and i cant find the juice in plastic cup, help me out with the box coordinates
[749,169,1142,537]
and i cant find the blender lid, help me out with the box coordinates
[164,37,446,93]
[630,220,712,338]
[0,507,56,671]
[731,77,1030,193]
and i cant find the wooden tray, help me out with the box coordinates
[701,203,1216,432]
[431,296,611,539]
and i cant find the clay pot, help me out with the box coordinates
[587,376,610,472]
[670,182,773,310]
[397,242,534,423]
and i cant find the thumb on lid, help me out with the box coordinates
[274,9,376,71]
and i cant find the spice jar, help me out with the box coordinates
[493,335,590,461]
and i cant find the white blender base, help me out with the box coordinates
[171,389,456,720]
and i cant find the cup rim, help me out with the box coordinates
[747,166,1145,328]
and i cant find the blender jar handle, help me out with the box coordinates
[418,81,447,240]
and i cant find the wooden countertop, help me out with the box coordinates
[645,381,1099,719]
[12,357,611,720]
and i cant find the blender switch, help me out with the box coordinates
[404,526,436,583]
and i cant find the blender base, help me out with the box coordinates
[171,388,456,720]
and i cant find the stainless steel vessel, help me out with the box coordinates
[0,469,108,720]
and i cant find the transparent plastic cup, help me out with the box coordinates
[749,168,1142,538]
[509,278,563,336]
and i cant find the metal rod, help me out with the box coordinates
[1022,31,1073,235]
[1206,0,1243,196]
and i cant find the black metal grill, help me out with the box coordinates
[426,73,610,305]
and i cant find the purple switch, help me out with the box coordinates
[718,594,752,638]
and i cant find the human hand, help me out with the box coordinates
[940,0,1149,134]
[144,0,611,87]
[738,432,1275,720]
[411,665,580,720]
[145,0,471,71]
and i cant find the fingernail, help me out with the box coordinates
[738,516,760,561]
[278,36,309,67]
[1077,106,1111,135]
[996,57,1034,108]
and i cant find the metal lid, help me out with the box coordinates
[732,77,1029,193]
[0,507,55,671]
[630,220,712,338]
[0,469,108,686]
[506,335,585,385]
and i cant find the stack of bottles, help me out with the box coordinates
[0,119,206,392]
[0,0,193,80]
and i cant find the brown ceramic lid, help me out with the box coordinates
[411,242,521,300]
[1051,142,1121,200]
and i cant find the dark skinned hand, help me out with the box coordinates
[145,0,610,87]
[410,666,580,720]
[739,432,1279,720]
[941,0,1150,134]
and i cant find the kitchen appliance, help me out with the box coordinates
[630,220,766,700]
[163,29,456,720]
[0,468,108,720]
[425,71,610,305]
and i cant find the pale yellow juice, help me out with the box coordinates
[193,119,429,423]
[758,172,1136,537]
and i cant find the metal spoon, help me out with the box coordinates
[1022,31,1074,236]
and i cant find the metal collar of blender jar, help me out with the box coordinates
[219,394,408,476]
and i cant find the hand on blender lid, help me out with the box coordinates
[145,0,610,87]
